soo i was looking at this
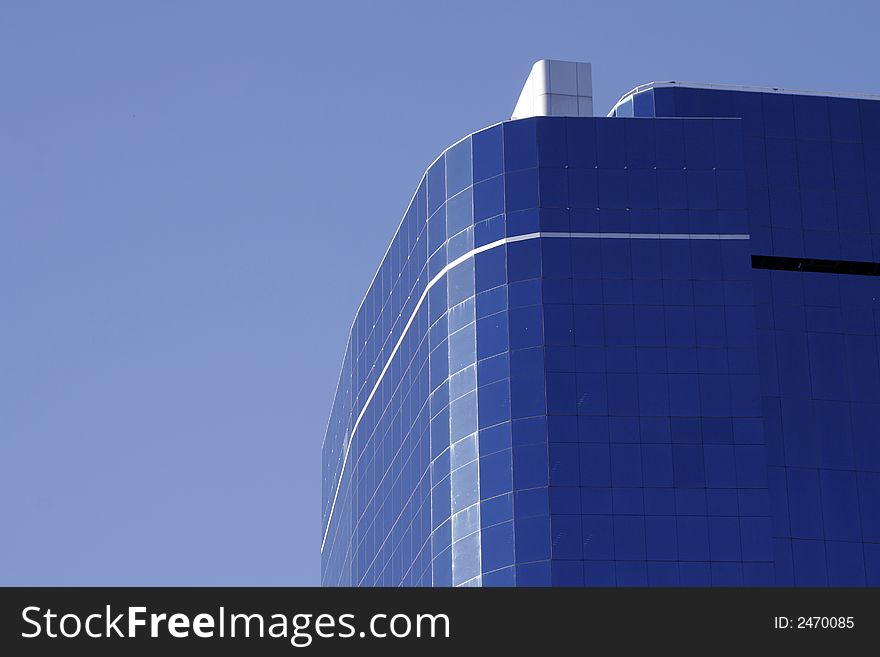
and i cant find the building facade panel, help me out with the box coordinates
[615,85,880,584]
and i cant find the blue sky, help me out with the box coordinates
[1,0,878,585]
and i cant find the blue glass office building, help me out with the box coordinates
[322,61,880,586]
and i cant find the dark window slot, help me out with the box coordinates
[751,254,880,277]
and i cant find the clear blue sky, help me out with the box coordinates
[1,0,877,586]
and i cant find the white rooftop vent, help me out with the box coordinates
[511,60,593,119]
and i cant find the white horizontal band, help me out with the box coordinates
[321,230,750,552]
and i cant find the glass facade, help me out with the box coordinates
[323,85,880,586]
